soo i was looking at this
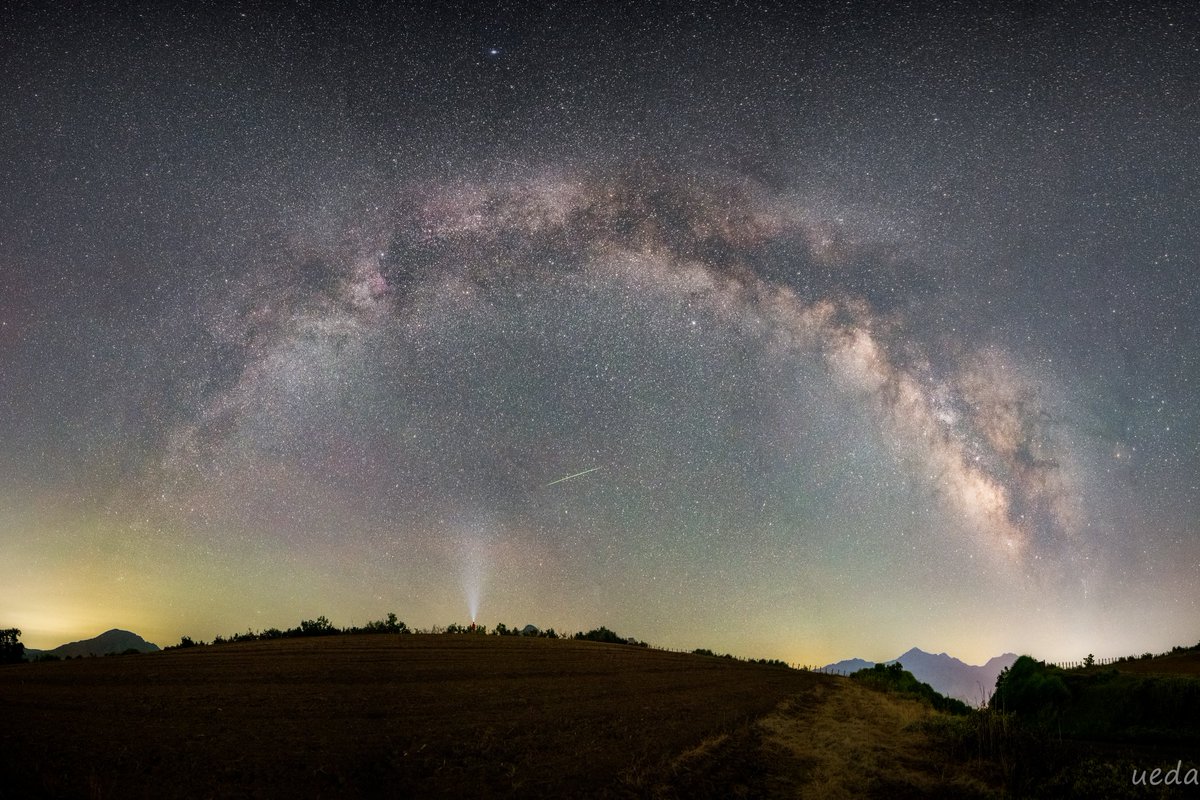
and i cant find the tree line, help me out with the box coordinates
[168,619,659,649]
[168,613,410,648]
[4,618,820,670]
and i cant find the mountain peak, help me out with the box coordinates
[984,652,1019,668]
[821,648,1018,706]
[898,646,931,658]
[895,647,954,661]
[96,628,144,640]
[37,629,161,659]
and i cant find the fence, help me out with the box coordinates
[1048,656,1121,669]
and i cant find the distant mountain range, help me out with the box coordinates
[822,647,1017,705]
[24,629,161,660]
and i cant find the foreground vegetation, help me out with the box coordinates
[894,649,1200,798]
[850,661,972,715]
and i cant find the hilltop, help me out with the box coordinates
[1091,647,1200,676]
[23,628,160,660]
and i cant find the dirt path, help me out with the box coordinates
[658,679,999,799]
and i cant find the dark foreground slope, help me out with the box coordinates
[1102,648,1200,677]
[0,634,998,799]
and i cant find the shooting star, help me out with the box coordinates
[545,466,602,487]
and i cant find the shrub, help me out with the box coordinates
[356,613,409,634]
[749,658,791,669]
[853,662,971,715]
[296,616,338,636]
[991,657,1070,723]
[574,627,624,644]
[0,628,24,664]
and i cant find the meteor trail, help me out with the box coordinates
[545,466,601,487]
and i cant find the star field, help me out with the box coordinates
[1,1,1198,664]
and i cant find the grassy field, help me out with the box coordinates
[0,634,996,799]
[666,677,999,799]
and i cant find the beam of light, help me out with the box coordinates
[462,539,486,624]
[545,466,602,487]
[465,582,480,624]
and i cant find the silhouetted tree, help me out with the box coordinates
[1083,653,1095,668]
[357,613,409,634]
[297,616,337,636]
[574,626,624,644]
[991,656,1070,722]
[0,628,24,664]
[750,657,790,668]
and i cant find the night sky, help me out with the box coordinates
[2,1,1198,665]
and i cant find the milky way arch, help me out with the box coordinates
[161,168,1081,567]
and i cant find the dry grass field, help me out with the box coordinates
[0,634,995,799]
